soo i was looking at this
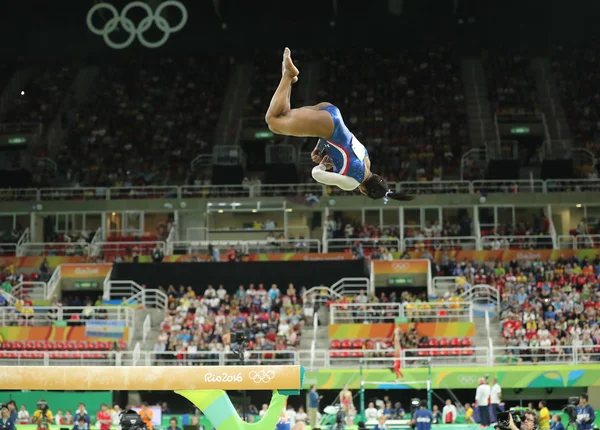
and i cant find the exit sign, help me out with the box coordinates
[389,276,413,286]
[510,126,530,134]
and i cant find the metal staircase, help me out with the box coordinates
[530,57,571,145]
[461,58,497,150]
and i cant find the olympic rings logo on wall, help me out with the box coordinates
[86,1,188,49]
[248,370,275,384]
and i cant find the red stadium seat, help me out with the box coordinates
[450,338,461,347]
[461,338,472,347]
[330,340,341,349]
[428,339,439,348]
[352,339,364,349]
[55,340,65,350]
[340,339,352,350]
[439,338,450,348]
[3,341,13,350]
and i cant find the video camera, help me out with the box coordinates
[36,401,49,412]
[119,409,147,430]
[496,410,525,430]
[563,397,579,423]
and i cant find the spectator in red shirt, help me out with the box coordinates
[226,246,237,262]
[95,404,111,430]
[23,296,33,307]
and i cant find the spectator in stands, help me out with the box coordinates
[17,405,29,424]
[0,407,15,430]
[54,410,63,425]
[139,403,153,430]
[373,415,388,430]
[72,417,89,430]
[95,405,111,430]
[73,404,89,425]
[63,410,73,425]
[551,415,565,430]
[365,402,378,422]
[464,404,474,424]
[442,400,457,424]
[431,405,442,424]
[168,418,181,430]
[152,245,164,263]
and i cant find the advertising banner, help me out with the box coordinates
[61,263,112,278]
[304,364,600,389]
[372,259,430,287]
[0,326,129,341]
[402,249,600,264]
[85,320,126,339]
[328,322,475,340]
[0,365,304,391]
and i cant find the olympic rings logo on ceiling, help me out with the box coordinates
[86,1,188,49]
[248,370,275,384]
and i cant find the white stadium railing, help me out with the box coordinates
[0,306,134,327]
[5,178,600,201]
[329,302,473,324]
[0,346,595,367]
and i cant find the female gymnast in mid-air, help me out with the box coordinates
[265,48,414,202]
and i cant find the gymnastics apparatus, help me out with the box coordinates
[0,365,305,430]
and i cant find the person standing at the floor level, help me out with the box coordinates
[490,378,502,424]
[308,385,320,427]
[475,377,491,428]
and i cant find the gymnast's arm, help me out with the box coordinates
[311,164,359,191]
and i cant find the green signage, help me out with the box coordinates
[254,131,274,139]
[74,281,99,289]
[510,126,530,134]
[389,276,413,286]
[8,137,27,144]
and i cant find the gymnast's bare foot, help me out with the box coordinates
[282,47,299,83]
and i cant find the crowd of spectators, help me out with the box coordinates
[552,45,600,149]
[153,283,306,364]
[440,254,600,363]
[483,51,538,113]
[1,66,77,127]
[58,56,230,188]
[297,47,467,183]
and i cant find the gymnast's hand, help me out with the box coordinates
[321,155,334,170]
[311,149,324,164]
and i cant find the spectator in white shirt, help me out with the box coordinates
[204,285,216,298]
[18,405,30,424]
[295,407,307,424]
[475,377,491,427]
[442,399,457,424]
[365,402,378,422]
[216,285,227,300]
[490,378,502,424]
[355,290,368,305]
[259,404,268,418]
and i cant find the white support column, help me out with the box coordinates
[399,207,404,252]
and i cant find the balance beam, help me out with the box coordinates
[0,365,304,391]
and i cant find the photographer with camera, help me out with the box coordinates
[32,400,53,430]
[503,410,538,430]
[0,406,16,430]
[576,394,595,430]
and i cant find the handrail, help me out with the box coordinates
[167,239,321,255]
[106,280,168,311]
[6,178,600,202]
[310,310,318,371]
[132,342,141,366]
[45,265,61,299]
[329,301,472,324]
[142,314,151,344]
[403,236,478,251]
